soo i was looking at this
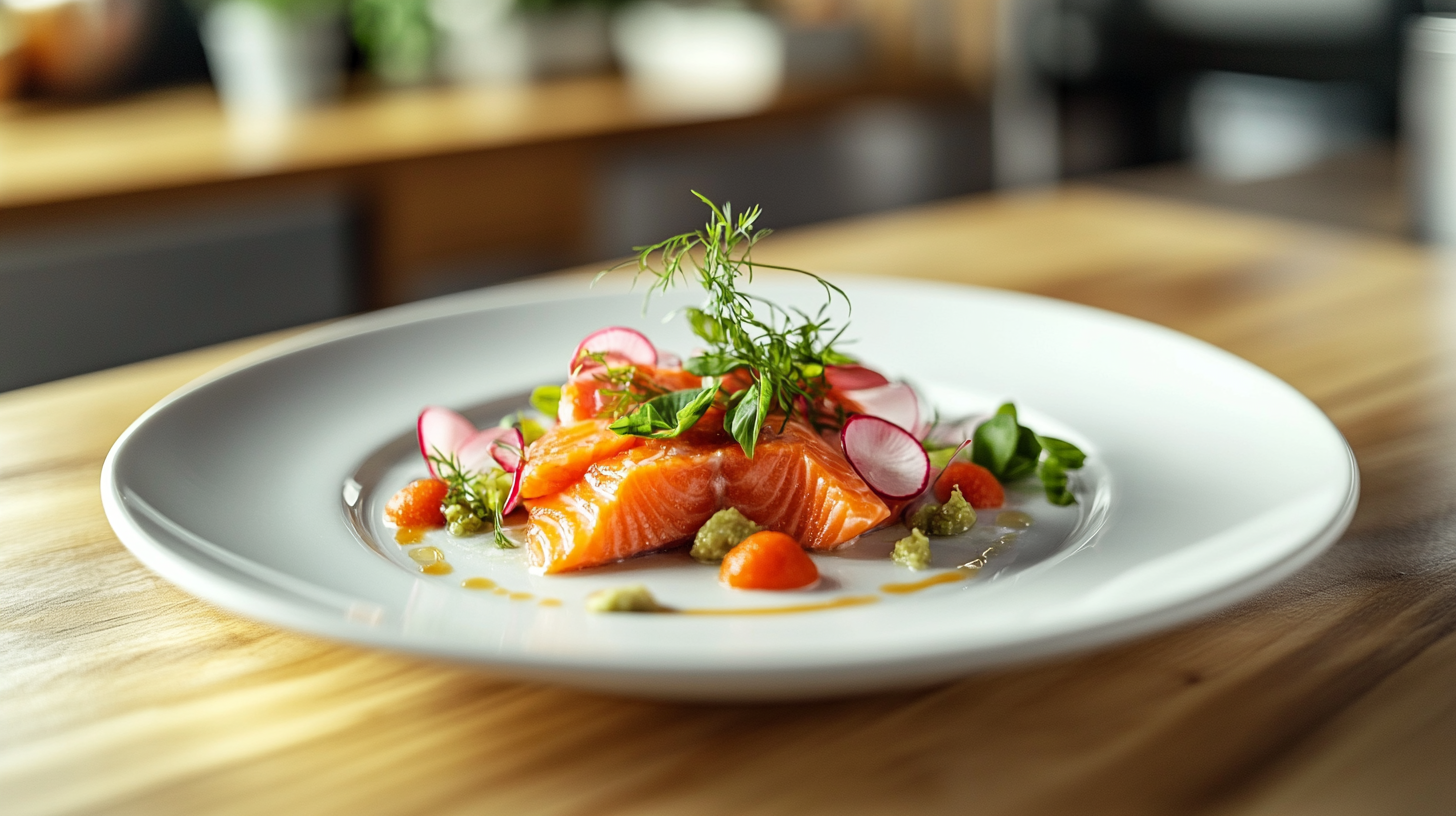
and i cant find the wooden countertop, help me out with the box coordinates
[0,75,918,211]
[4,185,1453,815]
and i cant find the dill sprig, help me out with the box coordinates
[610,191,856,455]
[427,449,516,549]
[573,351,669,418]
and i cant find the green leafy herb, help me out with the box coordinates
[609,381,720,439]
[427,449,517,549]
[971,403,1087,504]
[726,379,773,457]
[609,192,855,454]
[972,404,1042,482]
[1038,435,1086,469]
[530,385,562,418]
[1037,435,1086,506]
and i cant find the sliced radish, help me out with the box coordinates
[842,382,929,439]
[502,465,525,514]
[825,364,890,391]
[418,406,479,478]
[840,414,931,501]
[656,350,683,369]
[454,426,510,475]
[570,326,657,373]
[490,427,526,473]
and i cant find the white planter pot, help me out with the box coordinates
[201,0,346,116]
[611,3,785,115]
[431,0,611,84]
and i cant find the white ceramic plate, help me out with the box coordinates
[102,274,1357,700]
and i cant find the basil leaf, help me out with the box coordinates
[973,403,1061,493]
[684,307,726,344]
[529,385,561,418]
[1002,425,1042,482]
[686,353,744,377]
[1038,435,1086,469]
[727,380,773,457]
[971,404,1021,478]
[609,383,719,439]
[1038,458,1076,505]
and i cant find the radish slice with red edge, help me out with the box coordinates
[502,465,525,514]
[454,426,510,475]
[842,381,929,439]
[489,427,526,473]
[657,350,683,369]
[825,364,890,391]
[570,326,657,373]
[840,414,931,501]
[418,406,479,478]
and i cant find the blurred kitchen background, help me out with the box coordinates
[0,0,1452,391]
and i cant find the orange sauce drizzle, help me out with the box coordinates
[880,570,969,595]
[462,576,557,605]
[682,595,879,616]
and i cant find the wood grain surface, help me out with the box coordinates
[4,186,1454,815]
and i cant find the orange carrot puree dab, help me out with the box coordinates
[719,531,820,590]
[935,461,1004,508]
[385,478,449,527]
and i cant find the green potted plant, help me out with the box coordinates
[350,0,435,86]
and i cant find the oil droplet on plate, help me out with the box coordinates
[408,546,452,575]
[538,598,563,607]
[996,511,1034,529]
[395,526,429,544]
[462,577,497,590]
[408,546,444,565]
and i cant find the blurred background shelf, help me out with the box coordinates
[0,0,1436,394]
[0,73,991,391]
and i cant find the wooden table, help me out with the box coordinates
[3,185,1452,815]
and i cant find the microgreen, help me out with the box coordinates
[606,192,856,455]
[970,403,1087,505]
[529,385,561,419]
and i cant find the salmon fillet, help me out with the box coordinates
[721,421,890,550]
[525,421,890,574]
[520,419,643,499]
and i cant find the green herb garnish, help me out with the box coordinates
[427,450,516,548]
[529,385,561,418]
[607,381,720,439]
[607,192,855,455]
[971,403,1087,505]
